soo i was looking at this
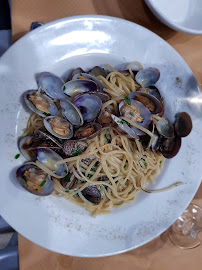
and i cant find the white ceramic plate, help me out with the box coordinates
[0,15,202,257]
[145,0,202,35]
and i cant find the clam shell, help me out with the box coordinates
[24,90,58,117]
[44,116,73,140]
[16,164,54,196]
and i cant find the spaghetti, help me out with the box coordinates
[22,63,168,216]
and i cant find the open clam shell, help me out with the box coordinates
[111,114,139,140]
[24,90,58,117]
[37,72,66,99]
[128,91,162,115]
[119,99,152,135]
[73,93,102,122]
[16,164,54,196]
[19,136,36,161]
[60,99,83,126]
[62,79,97,97]
[35,148,68,177]
[74,122,102,140]
[44,116,73,140]
[72,73,104,92]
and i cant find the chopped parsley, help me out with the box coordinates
[62,85,66,91]
[104,133,111,143]
[64,170,67,173]
[64,174,71,182]
[129,112,134,116]
[22,175,26,180]
[65,190,69,193]
[124,97,131,105]
[139,158,147,169]
[124,164,127,169]
[117,120,124,124]
[71,147,83,156]
[161,98,164,105]
[15,153,20,159]
[87,174,93,178]
[129,89,132,92]
[43,112,51,116]
[103,185,108,189]
[40,180,47,187]
[160,161,162,164]
[90,168,96,172]
[113,170,117,174]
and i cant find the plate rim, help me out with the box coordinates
[145,0,202,35]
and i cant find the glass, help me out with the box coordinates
[168,204,202,249]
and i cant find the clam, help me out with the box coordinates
[59,173,77,190]
[135,67,160,87]
[128,91,162,115]
[73,93,102,122]
[60,99,83,126]
[89,66,108,78]
[175,112,192,137]
[16,164,54,196]
[140,86,161,101]
[62,140,87,157]
[111,114,139,139]
[98,109,112,125]
[19,136,36,161]
[62,79,97,97]
[87,92,110,103]
[74,122,102,140]
[24,90,58,117]
[81,186,101,204]
[119,99,152,135]
[37,72,67,99]
[69,67,85,80]
[44,116,73,140]
[35,130,63,148]
[19,135,61,161]
[35,148,68,177]
[159,136,181,159]
[156,119,174,138]
[72,73,104,92]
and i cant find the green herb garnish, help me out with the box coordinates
[160,161,162,164]
[87,174,93,178]
[90,168,96,172]
[65,190,69,193]
[64,170,67,173]
[124,164,127,168]
[129,89,132,92]
[161,98,164,105]
[129,112,134,116]
[22,174,26,180]
[15,153,20,159]
[40,180,47,187]
[117,120,124,124]
[124,97,131,105]
[43,112,51,116]
[65,174,71,182]
[104,133,111,143]
[71,147,83,156]
[62,85,66,91]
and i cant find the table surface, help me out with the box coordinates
[11,0,202,269]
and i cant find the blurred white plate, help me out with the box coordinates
[0,15,201,257]
[145,0,202,34]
